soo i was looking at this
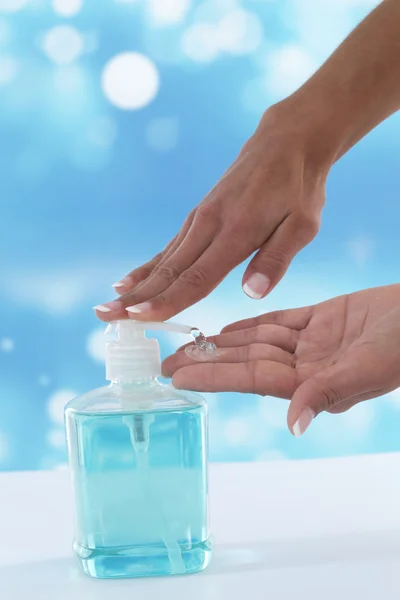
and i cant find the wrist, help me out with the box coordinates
[257,100,336,178]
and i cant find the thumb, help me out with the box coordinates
[242,215,318,299]
[287,357,376,437]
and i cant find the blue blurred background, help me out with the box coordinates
[1,0,400,471]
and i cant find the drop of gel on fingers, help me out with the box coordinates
[186,330,219,361]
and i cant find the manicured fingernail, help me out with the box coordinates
[243,273,270,300]
[126,302,153,314]
[93,300,123,313]
[112,277,131,289]
[93,304,111,313]
[292,407,315,438]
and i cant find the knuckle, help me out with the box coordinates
[184,209,196,225]
[154,250,164,261]
[254,324,268,342]
[246,344,258,361]
[121,292,139,305]
[264,246,290,270]
[247,343,271,362]
[244,361,258,394]
[295,212,320,241]
[240,344,258,362]
[196,202,218,221]
[267,310,286,325]
[319,383,343,411]
[179,267,208,288]
[245,326,260,343]
[154,264,181,283]
[245,360,265,395]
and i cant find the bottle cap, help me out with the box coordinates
[105,320,195,382]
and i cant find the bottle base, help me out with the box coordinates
[73,538,213,579]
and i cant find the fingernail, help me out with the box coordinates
[126,302,153,314]
[93,300,123,313]
[243,273,270,300]
[93,304,111,313]
[112,277,131,289]
[292,407,316,438]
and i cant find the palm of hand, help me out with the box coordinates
[163,285,400,415]
[294,288,388,372]
[290,288,398,409]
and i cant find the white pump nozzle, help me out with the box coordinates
[105,320,197,382]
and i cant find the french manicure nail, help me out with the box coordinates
[126,302,153,314]
[293,407,316,438]
[112,277,131,289]
[243,273,270,300]
[93,300,123,313]
[93,305,112,313]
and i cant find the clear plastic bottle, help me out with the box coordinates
[65,320,212,579]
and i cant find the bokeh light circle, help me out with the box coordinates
[42,25,84,65]
[0,0,29,13]
[0,337,14,352]
[48,389,77,424]
[51,0,82,17]
[217,9,263,55]
[181,24,219,62]
[87,328,106,363]
[0,56,18,85]
[47,429,67,448]
[102,52,160,110]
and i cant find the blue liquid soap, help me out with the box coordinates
[65,321,213,579]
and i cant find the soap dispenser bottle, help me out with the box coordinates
[65,320,212,579]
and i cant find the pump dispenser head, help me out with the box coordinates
[105,320,196,382]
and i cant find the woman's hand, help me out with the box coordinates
[162,285,400,437]
[94,105,328,322]
[95,0,400,323]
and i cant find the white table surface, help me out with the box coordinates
[1,453,400,599]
